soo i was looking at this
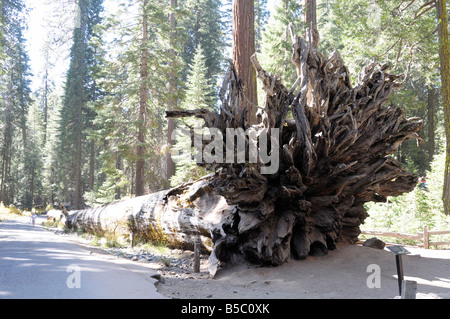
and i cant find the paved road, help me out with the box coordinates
[0,216,166,299]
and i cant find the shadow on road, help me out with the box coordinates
[0,217,165,299]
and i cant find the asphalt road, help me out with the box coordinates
[0,216,166,299]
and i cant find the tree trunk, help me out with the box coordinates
[303,0,317,30]
[232,0,258,125]
[1,71,14,205]
[136,0,149,197]
[74,117,83,209]
[74,2,87,210]
[166,0,177,182]
[43,69,49,146]
[436,0,450,215]
[65,175,233,275]
[427,86,436,164]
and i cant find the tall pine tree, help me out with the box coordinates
[259,0,303,89]
[171,44,216,186]
[86,0,187,204]
[56,0,103,209]
[181,0,227,92]
[0,0,33,206]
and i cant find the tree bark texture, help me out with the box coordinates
[427,86,436,163]
[136,0,149,196]
[232,0,258,125]
[68,27,422,276]
[303,0,317,30]
[166,0,177,182]
[65,175,234,275]
[436,0,450,215]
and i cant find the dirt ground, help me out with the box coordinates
[155,244,450,299]
[52,227,450,299]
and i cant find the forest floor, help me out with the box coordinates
[52,227,450,299]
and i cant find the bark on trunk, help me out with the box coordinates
[303,0,317,30]
[136,0,149,196]
[436,0,450,215]
[427,86,436,163]
[232,0,258,125]
[166,0,177,182]
[65,175,234,276]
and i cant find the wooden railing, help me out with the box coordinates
[360,226,450,249]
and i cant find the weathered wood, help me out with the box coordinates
[423,225,429,249]
[164,25,422,269]
[427,229,450,235]
[69,26,423,275]
[66,176,234,255]
[361,230,422,241]
[194,242,201,273]
[428,241,450,247]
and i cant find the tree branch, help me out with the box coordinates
[414,0,436,20]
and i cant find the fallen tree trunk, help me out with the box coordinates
[67,26,422,275]
[66,175,233,253]
[66,175,236,275]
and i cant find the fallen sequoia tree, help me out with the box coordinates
[66,26,423,275]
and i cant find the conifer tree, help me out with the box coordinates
[56,0,103,209]
[20,99,44,209]
[86,0,187,204]
[259,0,303,89]
[254,0,269,52]
[0,0,32,206]
[171,44,215,186]
[181,0,227,93]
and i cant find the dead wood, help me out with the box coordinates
[67,26,422,276]
[166,26,422,269]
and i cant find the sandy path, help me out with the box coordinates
[156,244,450,299]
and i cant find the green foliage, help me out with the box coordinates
[85,0,185,205]
[180,0,227,91]
[259,0,303,89]
[0,202,23,222]
[170,44,215,187]
[19,98,45,209]
[0,0,33,207]
[254,0,270,52]
[364,150,450,245]
[54,0,104,208]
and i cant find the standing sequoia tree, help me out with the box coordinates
[68,21,423,272]
[436,0,450,214]
[232,0,258,125]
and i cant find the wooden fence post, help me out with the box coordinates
[401,280,417,299]
[423,225,429,249]
[194,241,201,273]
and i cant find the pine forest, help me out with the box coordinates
[1,0,450,253]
